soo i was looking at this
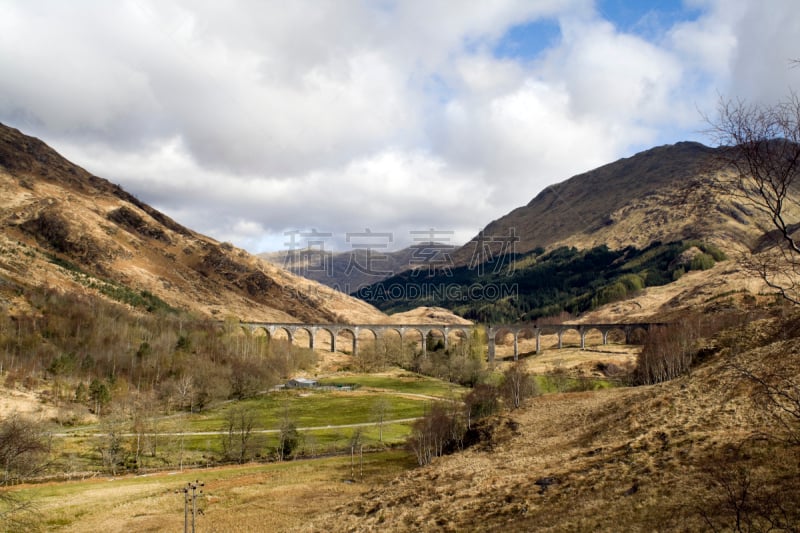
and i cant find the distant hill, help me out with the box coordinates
[260,246,420,293]
[0,123,388,324]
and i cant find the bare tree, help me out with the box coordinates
[699,439,800,531]
[729,359,800,446]
[707,92,800,304]
[463,384,500,429]
[221,406,256,464]
[176,374,193,411]
[370,399,391,443]
[0,415,48,531]
[97,413,127,476]
[0,415,50,485]
[500,361,537,409]
[276,403,298,461]
[634,321,699,385]
[349,429,363,481]
[407,402,462,466]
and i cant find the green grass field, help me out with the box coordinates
[186,390,426,431]
[317,371,467,397]
[49,371,460,474]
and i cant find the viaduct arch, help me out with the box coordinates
[240,322,473,356]
[487,323,662,362]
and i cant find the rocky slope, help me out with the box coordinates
[451,141,792,263]
[0,122,388,324]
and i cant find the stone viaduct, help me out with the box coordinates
[239,322,473,356]
[486,323,662,362]
[239,322,664,363]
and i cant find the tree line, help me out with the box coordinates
[358,240,726,323]
[0,287,316,415]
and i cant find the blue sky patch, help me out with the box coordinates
[597,0,702,39]
[492,18,561,61]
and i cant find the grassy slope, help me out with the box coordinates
[326,312,800,531]
[15,313,799,531]
[450,141,722,263]
[4,371,463,530]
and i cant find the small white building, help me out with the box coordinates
[286,377,318,389]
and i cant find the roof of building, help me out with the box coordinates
[288,377,318,384]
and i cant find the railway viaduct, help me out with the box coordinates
[239,322,664,363]
[485,323,662,362]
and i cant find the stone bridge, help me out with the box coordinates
[487,323,664,362]
[239,322,474,356]
[238,321,665,362]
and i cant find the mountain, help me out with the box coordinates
[452,141,770,264]
[357,142,794,321]
[260,246,419,293]
[0,123,388,324]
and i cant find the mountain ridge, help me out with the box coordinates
[452,141,729,264]
[259,246,420,294]
[0,123,388,324]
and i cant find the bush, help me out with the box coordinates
[407,403,464,466]
[619,273,645,292]
[690,253,716,271]
[702,243,727,262]
[0,415,50,483]
[596,282,628,306]
[277,422,299,461]
[464,384,500,427]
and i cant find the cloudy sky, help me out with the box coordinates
[1,0,799,253]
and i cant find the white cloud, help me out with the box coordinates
[550,17,684,123]
[1,0,798,253]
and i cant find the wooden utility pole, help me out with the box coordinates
[178,480,204,533]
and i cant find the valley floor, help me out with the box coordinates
[6,318,800,532]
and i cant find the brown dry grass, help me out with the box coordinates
[577,259,771,324]
[11,452,414,532]
[384,307,472,325]
[322,314,800,532]
[6,315,798,531]
[0,387,60,421]
[491,331,638,378]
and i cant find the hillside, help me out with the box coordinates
[356,141,799,321]
[388,306,473,325]
[328,310,800,531]
[451,141,788,264]
[0,123,388,324]
[359,238,760,322]
[260,246,419,293]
